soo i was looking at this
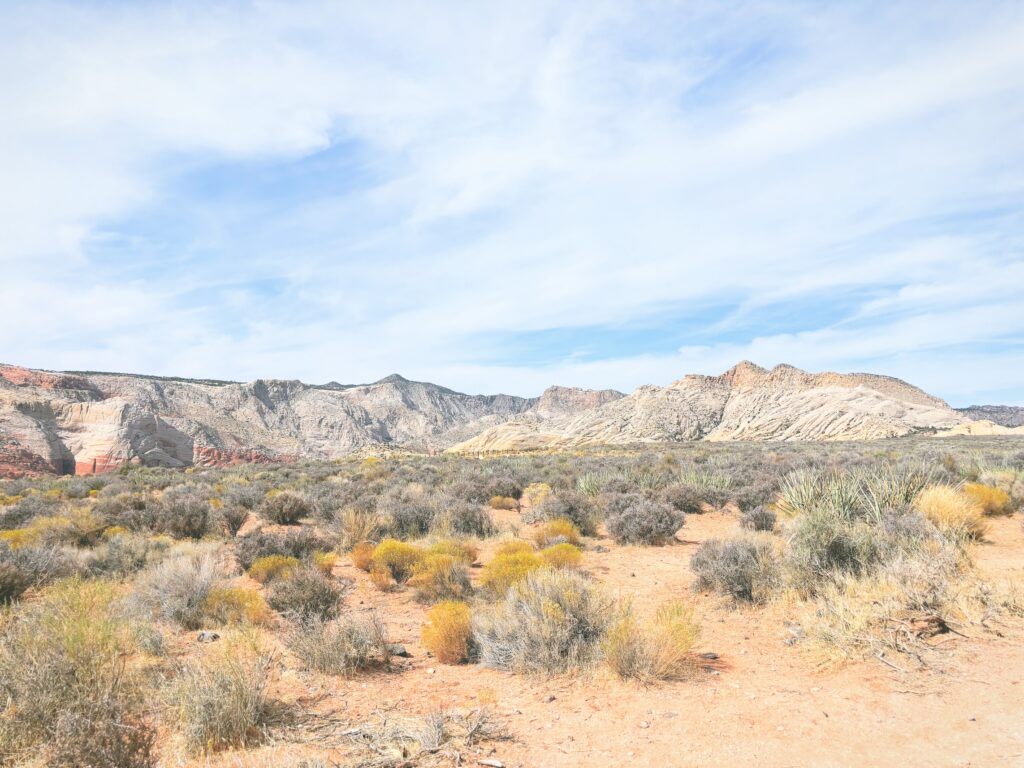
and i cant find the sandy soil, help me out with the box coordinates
[179,511,1024,768]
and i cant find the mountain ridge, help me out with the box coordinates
[0,360,1006,477]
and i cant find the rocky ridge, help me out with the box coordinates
[0,360,999,476]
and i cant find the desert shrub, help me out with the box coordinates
[159,489,214,539]
[87,531,156,576]
[692,535,781,602]
[222,505,250,536]
[381,494,435,539]
[351,541,375,571]
[529,491,599,535]
[427,538,478,564]
[168,636,272,753]
[4,507,105,549]
[0,560,31,604]
[494,539,535,557]
[484,476,523,500]
[235,528,333,570]
[133,551,219,629]
[0,579,155,767]
[658,482,704,514]
[915,486,987,540]
[784,509,883,594]
[539,542,582,569]
[533,517,581,548]
[480,549,544,597]
[431,498,496,538]
[605,600,700,682]
[606,497,683,545]
[489,496,518,510]
[266,566,344,621]
[223,483,266,511]
[520,482,552,509]
[93,493,156,532]
[422,601,473,664]
[0,494,60,530]
[336,507,386,550]
[258,492,310,525]
[962,482,1015,516]
[408,553,473,603]
[370,539,425,585]
[248,554,301,584]
[201,586,271,625]
[740,505,777,532]
[0,541,78,598]
[312,550,338,574]
[473,569,614,674]
[730,472,782,512]
[287,614,390,675]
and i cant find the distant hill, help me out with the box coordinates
[955,405,1024,428]
[0,360,1002,477]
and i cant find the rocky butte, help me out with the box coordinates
[0,360,998,478]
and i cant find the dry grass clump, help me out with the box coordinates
[691,534,781,603]
[540,542,583,569]
[422,601,473,664]
[489,495,518,510]
[133,550,220,629]
[533,517,581,547]
[247,554,301,583]
[473,569,614,674]
[801,545,991,664]
[915,486,988,540]
[311,550,338,574]
[167,634,273,753]
[266,565,344,621]
[427,538,479,564]
[408,553,473,603]
[336,507,386,552]
[0,579,155,767]
[345,706,506,765]
[962,482,1015,516]
[605,600,701,682]
[369,539,425,589]
[0,507,105,549]
[287,614,390,676]
[479,547,544,597]
[201,585,271,625]
[351,541,375,571]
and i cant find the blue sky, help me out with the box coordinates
[1,1,1022,406]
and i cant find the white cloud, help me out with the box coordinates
[0,1,1022,405]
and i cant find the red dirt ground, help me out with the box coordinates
[177,512,1024,768]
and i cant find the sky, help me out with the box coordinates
[1,1,1022,406]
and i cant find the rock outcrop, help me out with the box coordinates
[0,364,547,476]
[449,362,971,452]
[0,360,1008,476]
[955,405,1024,428]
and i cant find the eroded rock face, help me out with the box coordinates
[449,362,971,452]
[0,366,536,476]
[0,360,992,476]
[956,405,1024,428]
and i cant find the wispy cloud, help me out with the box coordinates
[1,1,1022,405]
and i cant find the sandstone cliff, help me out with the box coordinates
[449,362,970,452]
[0,360,998,476]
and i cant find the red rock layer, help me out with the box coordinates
[192,446,296,468]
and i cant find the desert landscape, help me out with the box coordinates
[3,2,1023,766]
[1,360,1023,766]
